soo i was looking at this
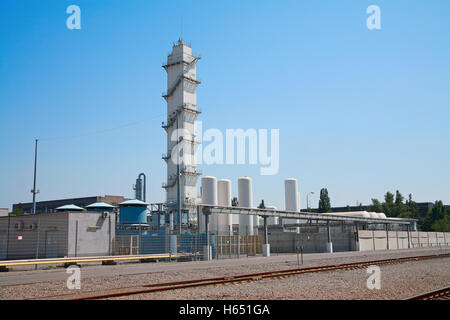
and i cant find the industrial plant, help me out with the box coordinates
[1,39,449,264]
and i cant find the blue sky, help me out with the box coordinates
[0,0,449,211]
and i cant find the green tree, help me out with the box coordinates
[231,197,238,207]
[10,209,24,216]
[383,192,395,217]
[258,200,266,209]
[318,188,331,213]
[423,200,448,231]
[401,194,419,220]
[368,199,383,213]
[431,216,450,232]
[393,190,407,217]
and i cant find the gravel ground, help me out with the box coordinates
[0,248,449,300]
[112,258,449,300]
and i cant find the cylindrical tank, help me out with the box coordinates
[266,205,279,225]
[238,177,254,235]
[218,179,232,235]
[201,176,217,233]
[86,202,115,213]
[368,212,379,219]
[118,199,149,224]
[55,204,84,212]
[323,211,371,218]
[284,178,299,228]
[378,212,387,219]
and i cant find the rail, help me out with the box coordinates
[404,285,450,300]
[30,252,450,300]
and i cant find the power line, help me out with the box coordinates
[40,113,164,142]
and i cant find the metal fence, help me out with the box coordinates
[0,212,115,260]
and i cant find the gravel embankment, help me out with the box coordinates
[0,248,449,300]
[111,257,449,300]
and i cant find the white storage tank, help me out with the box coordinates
[266,205,279,225]
[368,212,379,219]
[284,178,300,228]
[218,179,232,235]
[323,211,371,218]
[238,176,254,235]
[201,176,217,232]
[378,212,387,219]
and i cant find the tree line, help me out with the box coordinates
[316,188,449,232]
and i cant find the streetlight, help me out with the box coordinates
[307,192,314,211]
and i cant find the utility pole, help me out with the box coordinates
[31,139,39,215]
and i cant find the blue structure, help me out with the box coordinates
[118,199,148,225]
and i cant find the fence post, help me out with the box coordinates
[5,214,11,260]
[246,227,249,258]
[237,235,240,259]
[35,218,41,270]
[139,223,142,255]
[130,235,133,255]
[229,235,231,259]
[75,220,78,257]
[108,215,112,256]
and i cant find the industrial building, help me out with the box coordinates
[12,195,126,214]
[0,210,116,260]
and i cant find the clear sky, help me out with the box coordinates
[1,0,449,211]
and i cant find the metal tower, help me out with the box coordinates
[162,38,202,227]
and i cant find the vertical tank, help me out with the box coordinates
[218,179,232,235]
[284,178,300,228]
[266,205,279,225]
[201,176,217,233]
[134,173,146,202]
[238,176,254,235]
[118,199,149,225]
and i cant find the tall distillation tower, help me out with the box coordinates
[162,39,202,226]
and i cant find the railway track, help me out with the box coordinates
[28,252,450,300]
[405,286,450,300]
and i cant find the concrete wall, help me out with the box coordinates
[358,230,450,251]
[268,225,356,254]
[67,212,116,257]
[0,211,116,260]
